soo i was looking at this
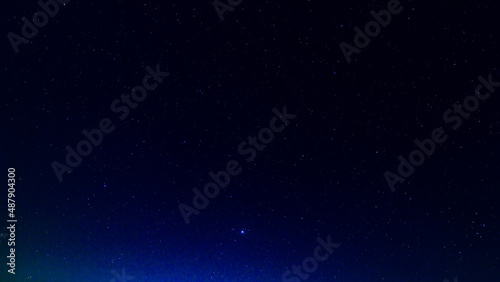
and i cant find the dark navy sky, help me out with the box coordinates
[1,0,499,281]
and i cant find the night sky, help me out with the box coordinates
[1,0,499,281]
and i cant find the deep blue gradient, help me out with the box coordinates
[1,0,499,281]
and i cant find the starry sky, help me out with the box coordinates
[1,0,499,281]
